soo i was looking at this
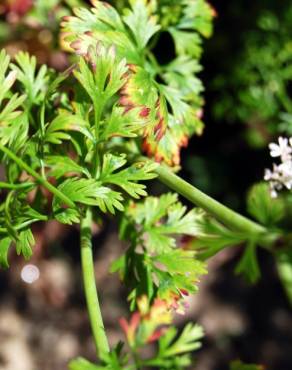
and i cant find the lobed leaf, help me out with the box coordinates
[123,0,161,49]
[16,228,35,260]
[100,154,158,199]
[0,237,12,268]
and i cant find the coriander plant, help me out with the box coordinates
[0,1,288,369]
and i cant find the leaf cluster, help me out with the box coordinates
[70,297,204,370]
[112,193,206,310]
[61,0,214,165]
[0,43,158,267]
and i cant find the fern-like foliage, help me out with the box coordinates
[0,43,158,267]
[0,2,216,369]
[112,194,206,310]
[61,0,214,165]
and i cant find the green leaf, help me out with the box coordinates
[178,0,214,38]
[44,111,93,144]
[163,56,203,98]
[74,44,128,105]
[114,194,206,307]
[63,1,125,35]
[159,323,204,357]
[247,182,284,226]
[53,207,80,225]
[62,2,139,64]
[56,177,115,206]
[45,155,90,179]
[120,66,166,140]
[154,250,206,279]
[0,237,12,268]
[53,177,124,214]
[16,229,35,260]
[100,154,158,198]
[123,0,160,48]
[0,51,28,151]
[61,0,214,166]
[0,50,17,105]
[143,96,203,166]
[153,250,207,301]
[127,193,202,253]
[11,52,49,107]
[235,242,261,283]
[100,106,145,140]
[0,111,29,152]
[169,29,202,58]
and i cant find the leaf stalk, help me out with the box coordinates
[155,164,266,235]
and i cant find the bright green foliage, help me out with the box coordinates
[62,0,214,164]
[16,229,35,260]
[123,0,161,49]
[122,193,202,252]
[0,44,158,265]
[156,323,203,358]
[100,106,145,140]
[112,194,206,309]
[0,50,28,152]
[99,154,158,198]
[0,3,214,365]
[11,52,49,109]
[0,2,285,370]
[44,112,93,144]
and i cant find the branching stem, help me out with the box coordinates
[0,143,76,209]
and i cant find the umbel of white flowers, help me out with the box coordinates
[264,137,292,197]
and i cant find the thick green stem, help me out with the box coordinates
[155,164,266,235]
[80,208,109,358]
[0,143,76,209]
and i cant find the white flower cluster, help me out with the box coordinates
[264,137,292,197]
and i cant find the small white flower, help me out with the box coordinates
[264,136,292,197]
[21,264,40,284]
[269,136,292,161]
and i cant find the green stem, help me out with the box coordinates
[80,208,110,358]
[0,218,48,234]
[0,143,76,209]
[155,164,266,235]
[93,100,103,178]
[0,181,35,190]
